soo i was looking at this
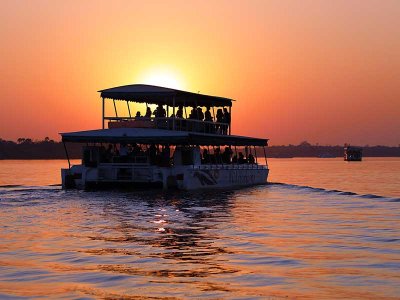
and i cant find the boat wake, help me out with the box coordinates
[0,185,61,197]
[0,182,398,203]
[269,182,399,201]
[0,184,24,188]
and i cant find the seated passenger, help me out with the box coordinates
[145,107,152,118]
[197,107,204,121]
[119,143,129,162]
[148,144,157,165]
[232,154,238,164]
[248,153,255,164]
[204,106,212,122]
[223,147,233,164]
[99,145,107,162]
[189,106,197,119]
[131,143,141,156]
[216,108,224,123]
[214,147,222,164]
[202,148,210,163]
[105,144,114,162]
[153,104,166,118]
[176,105,184,119]
[135,111,142,119]
[160,145,171,167]
[238,152,246,164]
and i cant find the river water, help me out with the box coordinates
[0,158,399,299]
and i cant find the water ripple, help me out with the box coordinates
[0,185,399,299]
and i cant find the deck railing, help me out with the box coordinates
[193,163,268,170]
[104,116,229,135]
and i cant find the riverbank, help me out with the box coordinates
[1,139,399,159]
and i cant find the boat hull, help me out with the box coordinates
[62,164,269,190]
[176,166,269,190]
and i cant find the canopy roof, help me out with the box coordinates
[61,128,267,146]
[98,84,233,107]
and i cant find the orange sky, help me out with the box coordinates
[0,0,399,145]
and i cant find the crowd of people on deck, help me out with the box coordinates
[132,104,231,134]
[100,143,172,166]
[100,143,256,166]
[202,146,255,165]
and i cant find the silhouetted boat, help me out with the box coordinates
[60,84,269,190]
[344,144,362,161]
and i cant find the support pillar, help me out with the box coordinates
[172,95,176,130]
[228,106,231,135]
[102,97,105,129]
[63,141,71,169]
[113,99,118,117]
[126,101,131,118]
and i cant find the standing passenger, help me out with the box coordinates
[216,109,224,134]
[223,107,230,135]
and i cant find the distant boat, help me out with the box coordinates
[344,145,362,161]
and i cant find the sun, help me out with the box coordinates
[140,69,184,90]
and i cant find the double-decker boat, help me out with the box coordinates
[60,84,269,190]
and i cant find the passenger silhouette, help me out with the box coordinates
[232,154,238,164]
[189,106,197,119]
[145,107,152,118]
[216,109,224,134]
[238,152,246,164]
[197,107,204,121]
[248,153,255,164]
[176,105,183,118]
[223,107,230,134]
[216,108,224,123]
[204,106,212,122]
[223,146,233,163]
[154,104,166,118]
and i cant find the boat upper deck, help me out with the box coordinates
[99,84,234,135]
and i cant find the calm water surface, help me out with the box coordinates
[0,158,399,299]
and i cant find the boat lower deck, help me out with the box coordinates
[62,163,269,190]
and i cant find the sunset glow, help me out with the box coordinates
[139,69,185,90]
[0,1,399,145]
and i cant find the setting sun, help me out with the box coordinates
[139,69,185,90]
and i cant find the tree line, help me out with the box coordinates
[0,137,81,159]
[0,138,399,159]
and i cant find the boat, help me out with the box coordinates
[344,144,363,161]
[60,84,269,190]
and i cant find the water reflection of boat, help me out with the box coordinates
[318,153,336,158]
[61,84,269,190]
[344,144,363,161]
